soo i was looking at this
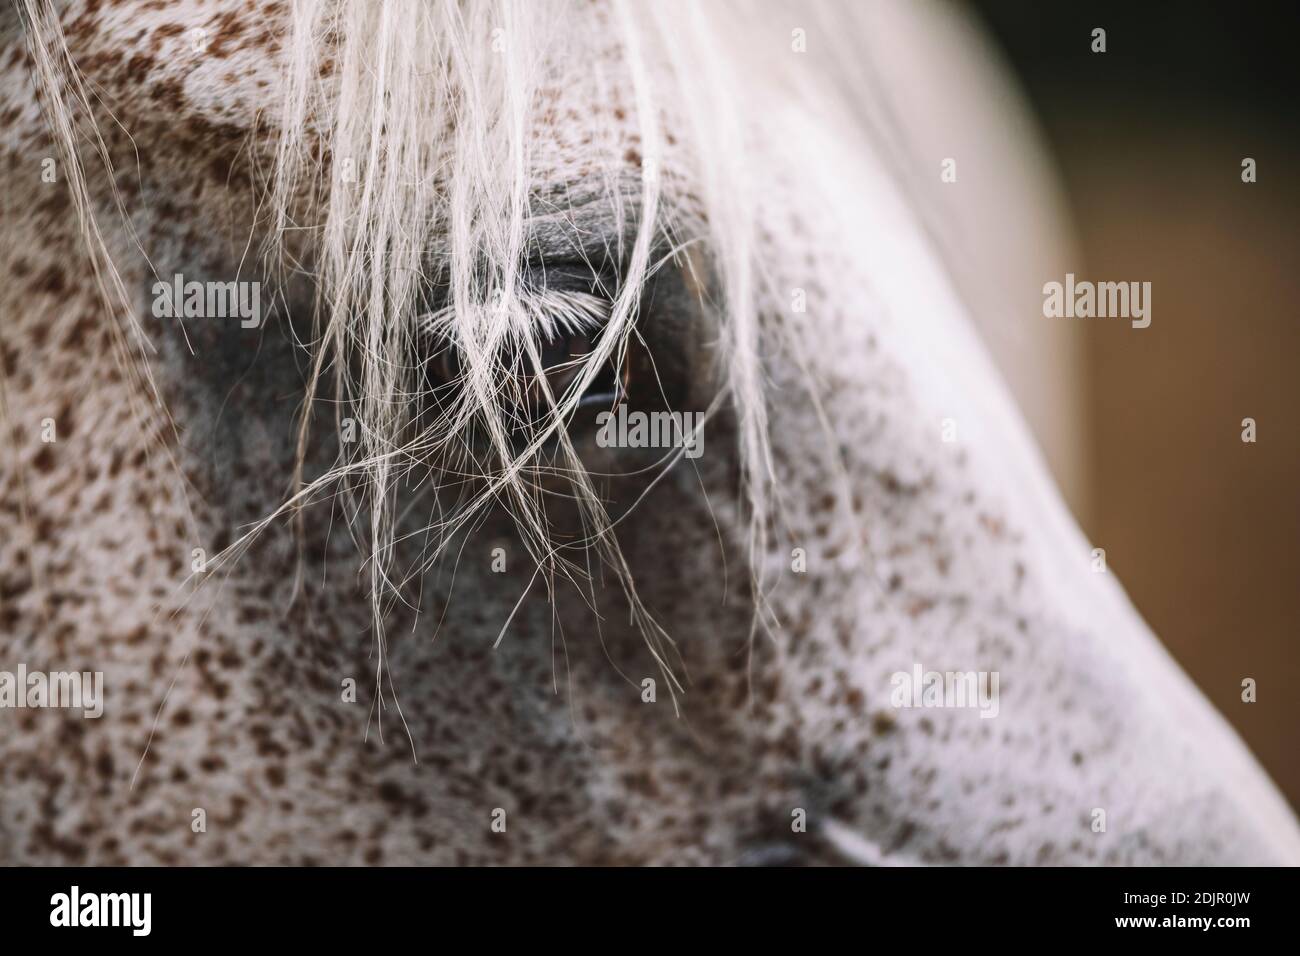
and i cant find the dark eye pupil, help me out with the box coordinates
[527,331,610,411]
[537,331,590,374]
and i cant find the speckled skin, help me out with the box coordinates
[2,0,1298,866]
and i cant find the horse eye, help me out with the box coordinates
[420,326,626,418]
[513,327,626,415]
[423,344,462,402]
[539,330,589,369]
[532,329,594,397]
[541,330,625,410]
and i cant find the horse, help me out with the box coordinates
[2,0,1297,865]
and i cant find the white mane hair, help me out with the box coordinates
[265,0,784,692]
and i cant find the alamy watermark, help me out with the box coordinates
[890,662,1000,719]
[152,273,263,329]
[595,405,704,459]
[0,664,103,718]
[1042,273,1151,329]
[50,886,150,936]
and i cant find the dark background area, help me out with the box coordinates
[969,1,1300,809]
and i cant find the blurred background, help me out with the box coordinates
[958,0,1300,810]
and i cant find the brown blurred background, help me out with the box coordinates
[968,1,1300,810]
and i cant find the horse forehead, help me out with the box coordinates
[62,0,286,102]
[55,0,649,208]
